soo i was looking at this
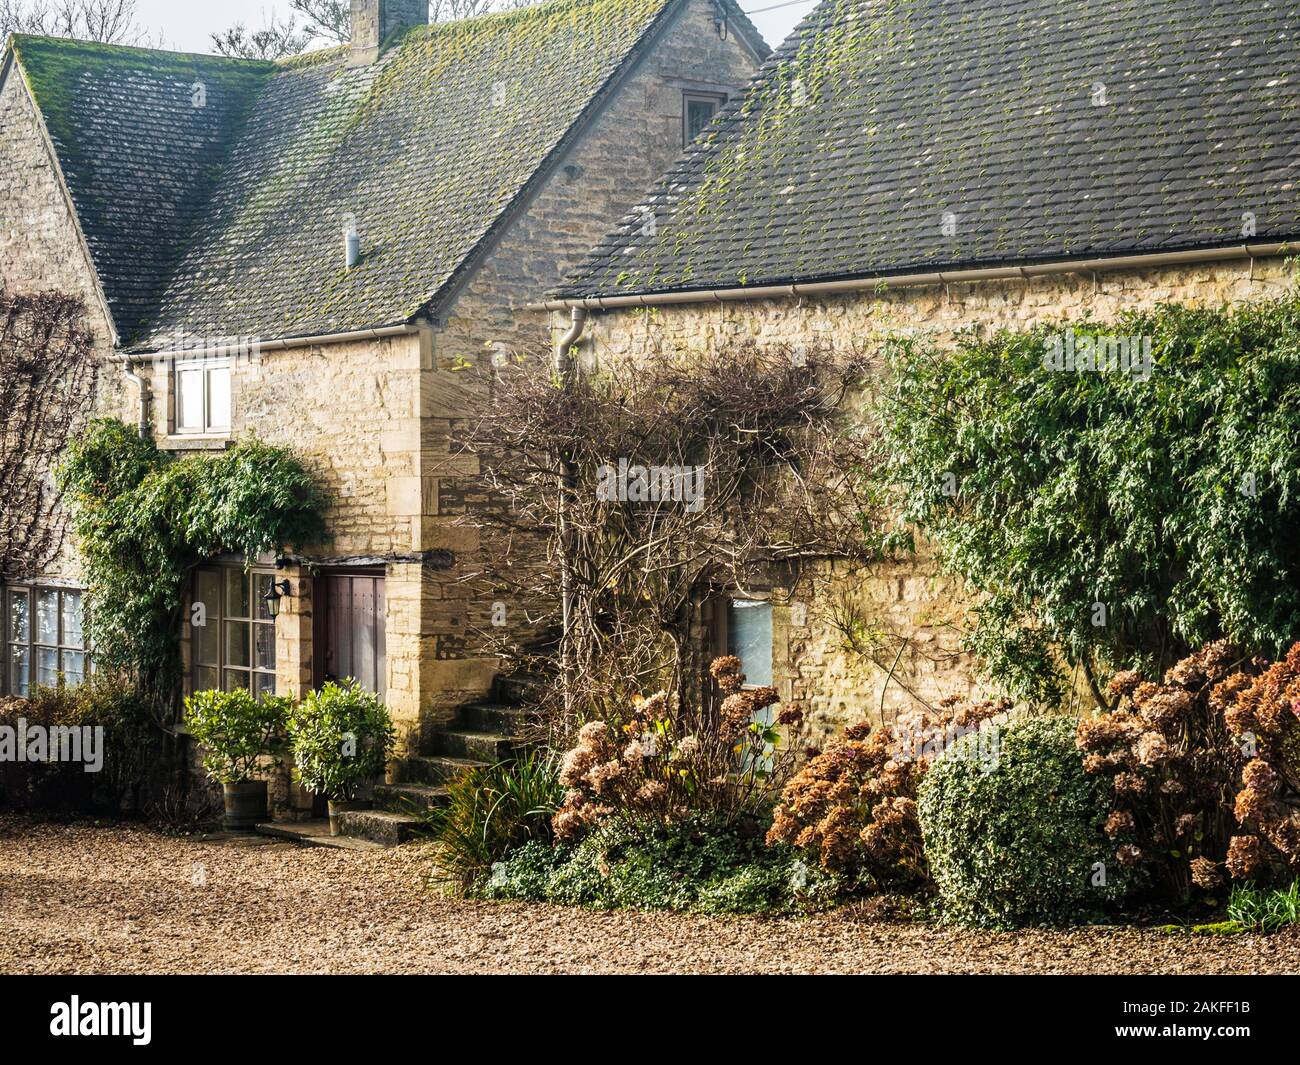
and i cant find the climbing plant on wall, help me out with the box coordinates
[877,287,1300,710]
[0,288,97,581]
[58,418,329,710]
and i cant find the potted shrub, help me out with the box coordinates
[288,680,396,835]
[183,689,291,831]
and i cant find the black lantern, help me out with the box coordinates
[262,579,293,619]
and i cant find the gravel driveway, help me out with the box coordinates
[0,814,1294,975]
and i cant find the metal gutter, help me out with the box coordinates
[526,242,1296,312]
[130,322,422,359]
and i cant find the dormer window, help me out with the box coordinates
[683,92,727,146]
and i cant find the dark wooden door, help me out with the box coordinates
[317,573,386,699]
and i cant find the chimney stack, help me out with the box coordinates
[349,0,428,67]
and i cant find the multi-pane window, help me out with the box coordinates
[683,92,726,146]
[191,566,276,698]
[175,359,231,434]
[5,586,86,696]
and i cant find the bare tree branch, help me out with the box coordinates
[1,0,146,45]
[0,288,97,582]
[455,338,882,738]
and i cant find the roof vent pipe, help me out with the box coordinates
[343,214,360,268]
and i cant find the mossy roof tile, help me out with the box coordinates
[558,0,1300,300]
[10,35,272,340]
[10,0,731,346]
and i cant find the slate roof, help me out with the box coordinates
[7,0,765,348]
[558,0,1300,301]
[8,36,272,341]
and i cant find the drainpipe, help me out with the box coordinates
[554,306,587,376]
[120,354,151,437]
[554,308,587,718]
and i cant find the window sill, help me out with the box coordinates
[159,434,231,452]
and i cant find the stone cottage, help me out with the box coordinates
[0,1,764,709]
[541,0,1300,742]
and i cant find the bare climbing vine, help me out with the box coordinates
[0,288,98,582]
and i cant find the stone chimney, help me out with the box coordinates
[349,0,428,67]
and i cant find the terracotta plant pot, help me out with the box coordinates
[222,779,268,832]
[327,798,372,837]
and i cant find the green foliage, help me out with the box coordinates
[58,419,329,702]
[1191,921,1247,936]
[183,689,291,784]
[480,818,844,915]
[918,717,1124,929]
[878,292,1300,705]
[287,681,395,801]
[0,675,162,812]
[424,751,564,892]
[1227,880,1300,933]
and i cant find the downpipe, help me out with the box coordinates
[554,308,587,719]
[120,354,151,437]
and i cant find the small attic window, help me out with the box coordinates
[683,92,726,146]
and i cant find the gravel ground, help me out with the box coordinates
[0,814,1294,975]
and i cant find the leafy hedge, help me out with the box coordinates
[918,717,1124,929]
[0,677,162,813]
[878,292,1300,705]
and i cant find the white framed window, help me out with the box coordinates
[683,91,727,146]
[4,585,87,696]
[175,359,231,435]
[189,565,277,699]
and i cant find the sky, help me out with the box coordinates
[134,0,816,54]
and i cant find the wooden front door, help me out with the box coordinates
[316,573,386,699]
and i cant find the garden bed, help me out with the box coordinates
[0,815,1294,975]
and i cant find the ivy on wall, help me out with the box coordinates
[58,419,329,708]
[877,287,1300,710]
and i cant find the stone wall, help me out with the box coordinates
[562,256,1298,737]
[418,0,763,724]
[0,1,764,768]
[0,60,131,584]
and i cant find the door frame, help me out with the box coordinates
[312,566,387,697]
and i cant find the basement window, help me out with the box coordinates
[175,359,231,435]
[683,92,726,146]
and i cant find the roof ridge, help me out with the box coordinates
[408,0,686,320]
[8,32,273,67]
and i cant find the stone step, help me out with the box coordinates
[254,820,386,852]
[494,675,545,705]
[429,729,519,762]
[393,754,489,785]
[457,702,535,733]
[335,808,425,847]
[374,782,449,813]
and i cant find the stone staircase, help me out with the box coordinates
[334,675,538,846]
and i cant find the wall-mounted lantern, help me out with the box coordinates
[262,579,293,619]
